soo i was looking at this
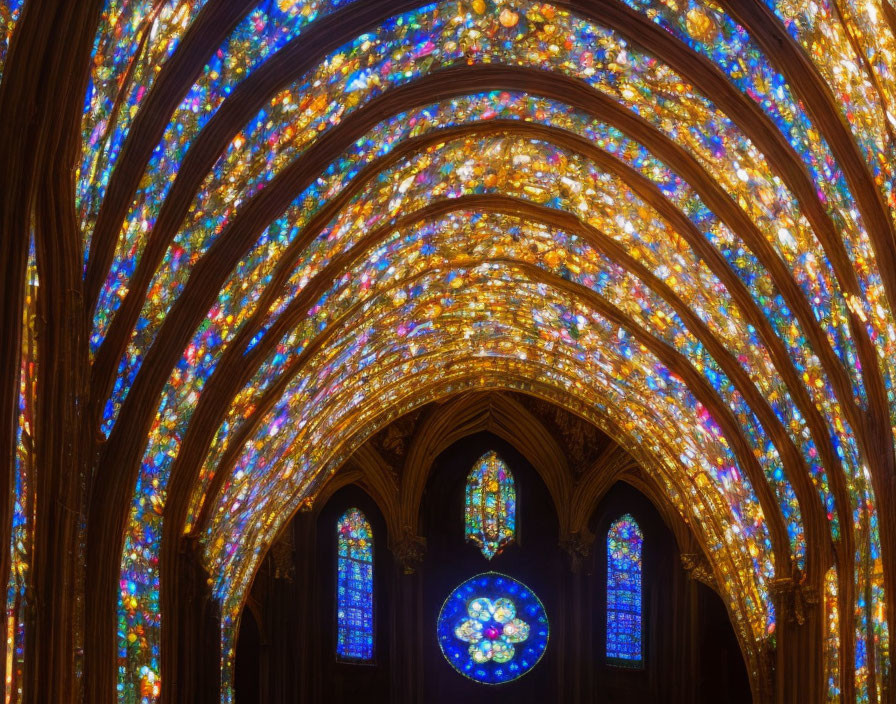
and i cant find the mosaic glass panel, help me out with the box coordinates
[336,508,374,661]
[465,451,516,560]
[607,514,643,665]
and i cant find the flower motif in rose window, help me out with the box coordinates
[454,597,531,663]
[438,573,549,684]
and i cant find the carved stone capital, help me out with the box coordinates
[560,530,595,574]
[371,408,423,467]
[391,530,427,574]
[769,566,818,626]
[270,528,295,581]
[680,552,717,589]
[297,496,314,513]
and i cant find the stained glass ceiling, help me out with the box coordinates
[4,0,896,701]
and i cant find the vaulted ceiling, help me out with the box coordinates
[1,0,895,702]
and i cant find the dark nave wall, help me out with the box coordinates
[234,432,751,703]
[421,433,560,704]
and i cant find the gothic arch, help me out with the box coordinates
[3,1,895,702]
[400,392,571,537]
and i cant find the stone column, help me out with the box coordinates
[265,529,299,704]
[389,531,426,704]
[679,553,717,703]
[175,536,222,704]
[678,571,699,704]
[292,511,321,704]
[770,568,823,704]
[559,530,596,704]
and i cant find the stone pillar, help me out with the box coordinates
[679,577,699,704]
[175,536,221,704]
[770,568,823,704]
[292,511,321,704]
[389,531,426,704]
[652,551,696,704]
[680,553,718,702]
[266,529,298,704]
[559,531,596,704]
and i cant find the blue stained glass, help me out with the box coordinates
[606,514,643,665]
[437,572,549,685]
[336,508,374,661]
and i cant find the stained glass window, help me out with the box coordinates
[465,451,516,560]
[437,572,549,684]
[606,514,643,665]
[336,508,374,661]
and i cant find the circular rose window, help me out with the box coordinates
[437,572,549,684]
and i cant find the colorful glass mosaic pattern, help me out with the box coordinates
[438,572,549,684]
[606,514,643,665]
[6,239,37,704]
[826,565,841,701]
[0,0,24,84]
[5,0,896,700]
[465,451,517,560]
[336,508,374,661]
